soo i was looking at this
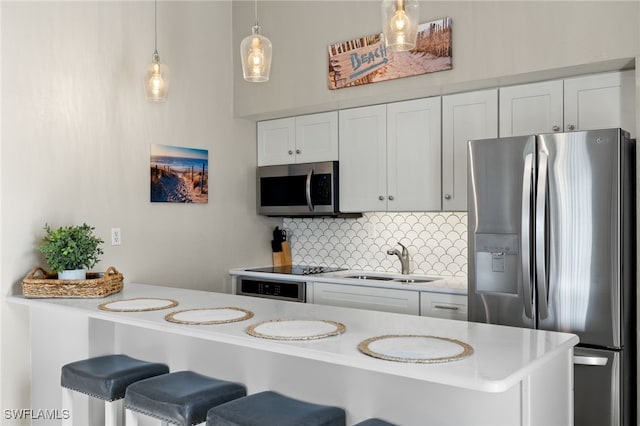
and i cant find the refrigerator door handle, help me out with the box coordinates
[536,152,549,319]
[521,153,534,319]
[573,355,609,366]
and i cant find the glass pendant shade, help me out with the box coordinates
[144,51,169,102]
[382,0,419,52]
[241,25,272,82]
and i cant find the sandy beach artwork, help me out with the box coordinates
[150,144,208,203]
[328,17,452,90]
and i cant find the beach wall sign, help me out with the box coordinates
[328,17,452,90]
[347,42,389,81]
[150,144,209,204]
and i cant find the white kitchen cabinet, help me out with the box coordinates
[258,111,338,166]
[338,105,387,212]
[442,89,498,211]
[499,71,634,137]
[563,70,635,136]
[499,80,563,137]
[387,97,442,211]
[311,281,420,315]
[339,97,441,212]
[257,117,295,166]
[420,292,467,321]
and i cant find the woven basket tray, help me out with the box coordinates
[22,266,123,298]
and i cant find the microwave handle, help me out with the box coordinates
[305,169,314,211]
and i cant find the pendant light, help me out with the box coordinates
[144,0,169,102]
[240,0,272,82]
[381,0,419,52]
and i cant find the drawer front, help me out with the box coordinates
[420,292,467,320]
[312,282,420,315]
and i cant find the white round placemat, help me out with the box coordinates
[99,298,178,312]
[246,319,346,340]
[165,307,253,325]
[358,334,473,363]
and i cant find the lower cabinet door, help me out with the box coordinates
[311,282,419,315]
[420,292,467,320]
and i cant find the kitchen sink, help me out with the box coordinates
[344,274,434,283]
[394,278,434,283]
[344,275,394,281]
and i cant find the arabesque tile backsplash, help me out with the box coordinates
[282,212,467,277]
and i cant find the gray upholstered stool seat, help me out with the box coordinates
[61,354,169,401]
[206,390,346,426]
[60,354,169,426]
[353,419,398,426]
[124,370,246,426]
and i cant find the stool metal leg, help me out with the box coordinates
[125,409,138,426]
[62,388,73,426]
[104,400,120,426]
[126,410,205,426]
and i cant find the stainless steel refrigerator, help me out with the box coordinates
[467,128,636,426]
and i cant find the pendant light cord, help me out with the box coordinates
[254,0,259,27]
[154,0,158,54]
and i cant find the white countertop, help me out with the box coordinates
[8,283,577,393]
[230,267,468,294]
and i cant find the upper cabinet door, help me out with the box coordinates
[499,80,563,137]
[257,112,338,166]
[295,111,339,164]
[339,105,387,212]
[564,70,635,137]
[257,117,296,166]
[387,97,442,211]
[442,89,498,211]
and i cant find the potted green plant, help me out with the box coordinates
[39,223,104,280]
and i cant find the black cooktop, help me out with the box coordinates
[245,265,346,276]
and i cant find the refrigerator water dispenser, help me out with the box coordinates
[475,233,519,295]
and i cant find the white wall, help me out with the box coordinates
[233,1,640,119]
[0,2,278,422]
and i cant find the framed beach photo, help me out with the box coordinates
[150,144,209,203]
[328,17,452,90]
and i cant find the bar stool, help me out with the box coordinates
[353,419,398,426]
[206,390,346,426]
[60,354,169,426]
[124,370,247,425]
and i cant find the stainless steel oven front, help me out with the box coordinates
[236,276,306,303]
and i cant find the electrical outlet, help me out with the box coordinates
[111,228,121,246]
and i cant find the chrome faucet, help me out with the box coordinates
[387,242,410,275]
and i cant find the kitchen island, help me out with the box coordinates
[8,283,578,425]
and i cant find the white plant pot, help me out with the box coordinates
[58,269,87,280]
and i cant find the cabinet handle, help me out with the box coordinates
[434,304,459,311]
[444,194,452,200]
[378,195,385,201]
[296,149,301,154]
[288,150,294,155]
[552,125,560,132]
[388,195,394,201]
[567,124,576,131]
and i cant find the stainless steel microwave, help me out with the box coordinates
[257,161,339,217]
